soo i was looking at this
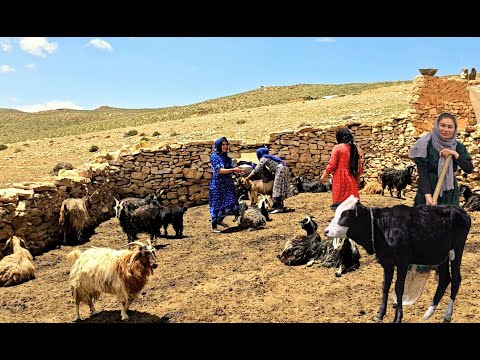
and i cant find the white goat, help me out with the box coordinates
[0,236,35,287]
[67,241,157,321]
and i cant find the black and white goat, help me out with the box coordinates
[236,195,267,231]
[324,195,471,323]
[459,184,480,211]
[380,165,415,199]
[277,216,324,266]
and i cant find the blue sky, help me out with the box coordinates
[1,37,479,112]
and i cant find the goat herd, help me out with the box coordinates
[0,164,479,323]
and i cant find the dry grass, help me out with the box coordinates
[0,81,413,187]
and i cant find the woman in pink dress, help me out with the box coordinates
[320,127,363,205]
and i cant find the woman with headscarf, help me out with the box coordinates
[244,147,291,213]
[408,112,473,206]
[320,127,364,204]
[209,137,244,233]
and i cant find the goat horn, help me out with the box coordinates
[89,189,99,200]
[125,241,146,248]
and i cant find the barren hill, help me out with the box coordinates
[0,81,412,187]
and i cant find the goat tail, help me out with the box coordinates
[66,249,82,266]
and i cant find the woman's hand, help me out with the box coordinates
[439,148,458,159]
[233,167,244,174]
[425,193,436,206]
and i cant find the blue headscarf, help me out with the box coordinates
[256,147,285,165]
[214,136,234,168]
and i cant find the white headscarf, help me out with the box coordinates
[408,112,457,196]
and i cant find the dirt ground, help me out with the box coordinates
[1,192,479,324]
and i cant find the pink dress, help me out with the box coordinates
[325,143,362,203]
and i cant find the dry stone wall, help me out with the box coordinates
[1,74,479,255]
[410,75,480,134]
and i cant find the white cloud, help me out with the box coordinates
[25,63,36,70]
[0,65,15,73]
[17,100,83,113]
[315,37,336,43]
[87,39,113,51]
[8,97,18,102]
[0,38,12,52]
[18,37,58,57]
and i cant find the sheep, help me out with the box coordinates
[236,196,267,231]
[0,236,35,287]
[117,199,167,243]
[238,176,273,206]
[459,184,480,211]
[59,188,98,244]
[380,165,415,199]
[114,189,164,218]
[162,205,188,237]
[67,241,157,321]
[277,216,324,266]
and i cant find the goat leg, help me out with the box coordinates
[393,265,409,323]
[376,265,394,321]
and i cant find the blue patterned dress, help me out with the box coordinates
[209,152,239,224]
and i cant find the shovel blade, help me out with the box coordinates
[392,265,432,306]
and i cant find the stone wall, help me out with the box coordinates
[2,74,480,255]
[409,75,480,134]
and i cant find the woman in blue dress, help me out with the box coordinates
[209,137,244,233]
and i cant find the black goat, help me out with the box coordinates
[325,195,471,323]
[380,165,415,199]
[114,190,164,218]
[162,205,188,237]
[292,176,330,193]
[277,216,324,266]
[117,199,167,243]
[459,184,480,211]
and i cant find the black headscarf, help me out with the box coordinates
[214,136,234,169]
[336,127,359,177]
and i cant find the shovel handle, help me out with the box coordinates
[432,154,452,204]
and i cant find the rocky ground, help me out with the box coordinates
[1,192,479,324]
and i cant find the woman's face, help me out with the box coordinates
[221,141,228,152]
[438,118,456,140]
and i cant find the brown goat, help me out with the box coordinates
[67,241,157,321]
[239,177,273,205]
[0,236,35,287]
[59,189,98,244]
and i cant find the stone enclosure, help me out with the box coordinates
[1,74,479,255]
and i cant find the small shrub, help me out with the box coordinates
[105,135,110,138]
[139,132,146,136]
[0,144,7,151]
[236,119,246,125]
[14,148,22,153]
[89,145,99,152]
[298,122,312,128]
[124,130,138,137]
[152,131,160,137]
[170,132,179,137]
[140,137,149,142]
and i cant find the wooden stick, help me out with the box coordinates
[432,154,452,204]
